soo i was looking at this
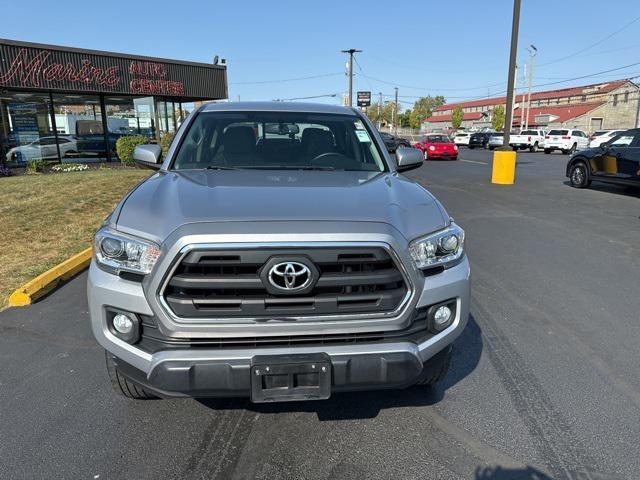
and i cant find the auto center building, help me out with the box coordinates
[0,38,227,164]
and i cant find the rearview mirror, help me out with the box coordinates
[133,144,162,169]
[395,147,423,172]
[264,123,300,135]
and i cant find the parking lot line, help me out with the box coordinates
[460,159,489,165]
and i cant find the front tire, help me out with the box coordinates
[415,346,452,386]
[544,148,551,154]
[569,161,591,188]
[529,142,539,153]
[469,146,475,150]
[105,351,156,400]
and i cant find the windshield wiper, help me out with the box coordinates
[298,165,335,171]
[205,165,242,170]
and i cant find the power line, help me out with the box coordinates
[230,72,343,85]
[537,15,640,67]
[273,93,340,101]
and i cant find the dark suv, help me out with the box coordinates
[468,132,492,149]
[566,128,640,189]
[379,131,412,153]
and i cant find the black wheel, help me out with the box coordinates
[544,148,550,154]
[105,351,156,400]
[488,146,494,151]
[468,146,475,150]
[415,346,452,386]
[569,161,591,188]
[529,142,539,153]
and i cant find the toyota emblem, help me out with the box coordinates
[268,261,312,292]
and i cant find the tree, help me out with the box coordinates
[409,95,446,130]
[451,106,464,130]
[398,109,413,128]
[492,104,505,131]
[364,102,397,126]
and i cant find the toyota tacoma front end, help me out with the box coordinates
[88,102,470,402]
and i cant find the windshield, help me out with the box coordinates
[424,135,451,143]
[172,112,387,172]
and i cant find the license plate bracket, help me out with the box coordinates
[250,353,331,403]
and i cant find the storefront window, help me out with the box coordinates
[104,96,159,161]
[52,94,107,162]
[0,91,56,165]
[156,99,178,137]
[132,96,156,139]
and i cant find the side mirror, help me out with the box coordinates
[133,144,162,169]
[395,147,423,172]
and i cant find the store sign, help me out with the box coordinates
[357,91,371,107]
[0,42,226,99]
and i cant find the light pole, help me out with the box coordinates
[524,45,537,130]
[341,49,362,107]
[502,0,521,146]
[394,87,399,135]
[378,92,382,130]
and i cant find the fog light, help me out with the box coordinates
[434,305,452,328]
[112,313,134,334]
[427,300,456,333]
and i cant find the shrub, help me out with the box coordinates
[25,159,44,174]
[160,132,175,159]
[115,136,149,165]
[0,164,11,177]
[51,163,89,172]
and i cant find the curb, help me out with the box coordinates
[8,248,93,307]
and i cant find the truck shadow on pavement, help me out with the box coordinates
[197,314,483,420]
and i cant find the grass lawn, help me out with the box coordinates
[0,168,151,308]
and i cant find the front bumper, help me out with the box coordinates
[88,226,470,398]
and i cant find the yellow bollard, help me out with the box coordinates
[491,150,516,185]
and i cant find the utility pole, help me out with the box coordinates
[519,64,525,131]
[514,65,520,131]
[341,48,362,107]
[524,45,537,130]
[503,0,521,146]
[377,92,382,130]
[393,87,399,135]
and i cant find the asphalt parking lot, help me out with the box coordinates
[1,148,639,480]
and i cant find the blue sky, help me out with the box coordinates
[4,0,640,109]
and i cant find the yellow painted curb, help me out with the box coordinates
[8,247,93,307]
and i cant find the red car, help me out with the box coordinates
[414,134,458,160]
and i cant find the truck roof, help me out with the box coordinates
[200,101,356,115]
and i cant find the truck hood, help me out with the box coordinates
[115,169,448,243]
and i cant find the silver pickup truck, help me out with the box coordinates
[88,102,470,403]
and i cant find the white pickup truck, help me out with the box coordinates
[509,129,547,152]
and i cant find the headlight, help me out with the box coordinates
[429,145,436,151]
[94,227,161,275]
[409,222,465,270]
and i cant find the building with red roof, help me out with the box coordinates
[423,79,639,133]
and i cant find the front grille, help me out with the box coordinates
[161,247,409,319]
[138,308,429,353]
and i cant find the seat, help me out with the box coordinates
[222,126,257,166]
